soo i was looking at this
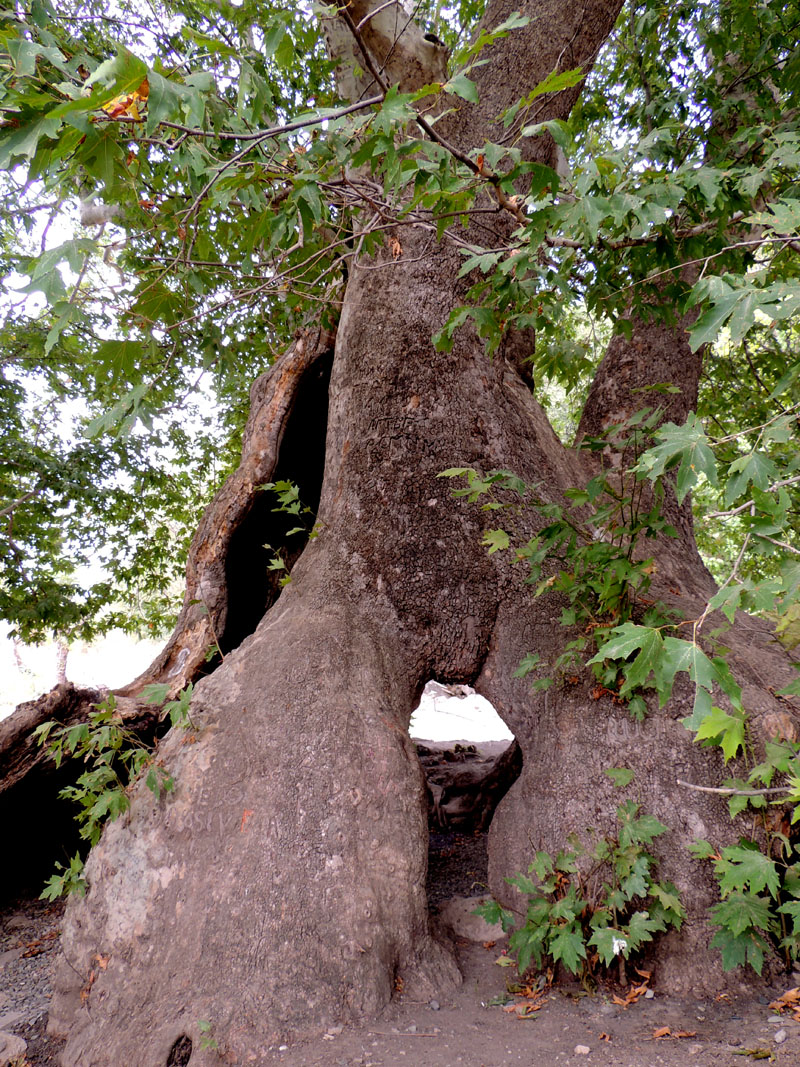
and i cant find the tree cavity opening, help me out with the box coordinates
[166,1034,193,1066]
[220,346,334,653]
[409,681,521,911]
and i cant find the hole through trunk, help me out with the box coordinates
[409,681,521,911]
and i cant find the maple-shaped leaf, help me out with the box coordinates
[718,847,780,898]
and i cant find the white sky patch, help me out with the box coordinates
[0,623,165,720]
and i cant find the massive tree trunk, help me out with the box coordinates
[24,1,797,1063]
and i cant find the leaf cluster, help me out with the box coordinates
[35,684,193,897]
[476,780,684,982]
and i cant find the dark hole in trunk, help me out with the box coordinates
[166,1034,193,1066]
[219,347,334,653]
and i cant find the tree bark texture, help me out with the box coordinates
[42,2,800,1063]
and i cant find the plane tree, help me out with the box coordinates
[1,1,800,1063]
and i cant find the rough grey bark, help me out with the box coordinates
[43,1,800,1064]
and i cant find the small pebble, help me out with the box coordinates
[574,1045,591,1055]
[774,1029,787,1044]
[407,1024,417,1033]
[429,1000,440,1010]
[644,989,655,999]
[768,1016,784,1024]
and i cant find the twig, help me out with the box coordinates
[356,0,400,30]
[179,95,383,225]
[677,779,790,797]
[709,474,800,519]
[367,1030,439,1038]
[0,484,43,520]
[755,534,800,556]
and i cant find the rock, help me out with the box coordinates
[429,1000,440,1010]
[644,989,655,999]
[438,895,506,942]
[574,1044,591,1055]
[0,1031,27,1066]
[774,1029,787,1044]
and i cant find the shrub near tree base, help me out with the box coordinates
[477,771,686,984]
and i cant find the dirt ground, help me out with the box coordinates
[250,938,800,1067]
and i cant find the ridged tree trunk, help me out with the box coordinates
[39,2,798,1065]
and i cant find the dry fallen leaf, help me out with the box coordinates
[598,1032,611,1042]
[769,985,800,1015]
[482,940,496,949]
[517,1006,540,1019]
[388,236,402,260]
[653,1026,696,1040]
[612,977,651,1008]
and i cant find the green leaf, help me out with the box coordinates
[526,67,585,101]
[618,627,663,697]
[717,847,780,898]
[604,767,635,788]
[549,927,586,974]
[588,622,654,663]
[85,49,147,96]
[588,926,626,967]
[514,652,543,678]
[689,839,716,860]
[693,706,746,762]
[483,528,510,554]
[634,414,717,504]
[0,114,62,169]
[710,924,767,973]
[626,910,661,948]
[444,73,479,105]
[710,889,775,968]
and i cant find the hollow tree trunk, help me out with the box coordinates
[45,2,799,1064]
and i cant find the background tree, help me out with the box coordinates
[1,1,800,1063]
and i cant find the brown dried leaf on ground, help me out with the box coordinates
[768,985,800,1020]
